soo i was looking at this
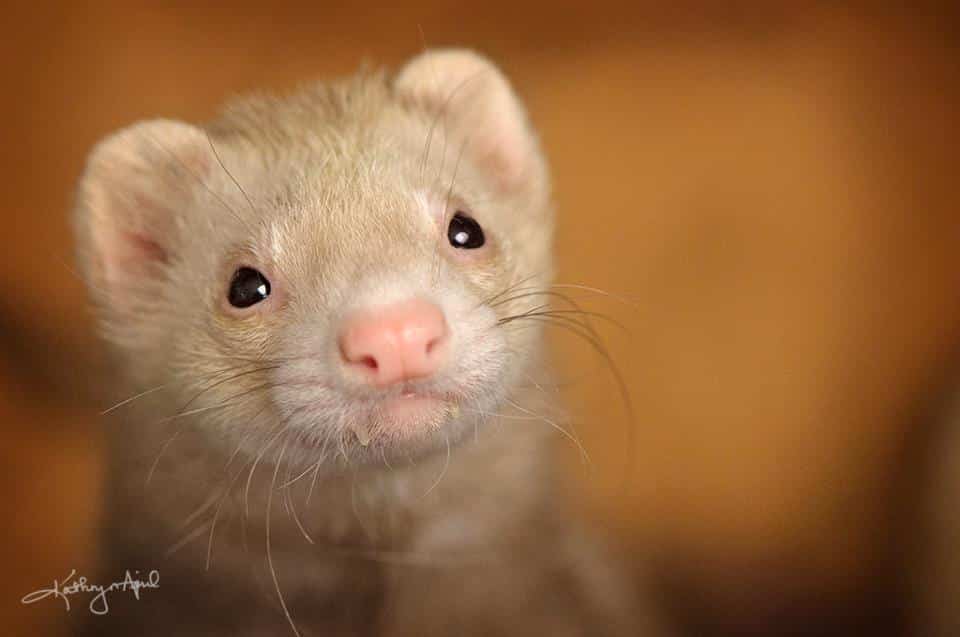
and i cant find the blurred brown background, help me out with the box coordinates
[3,2,959,636]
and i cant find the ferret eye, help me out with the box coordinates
[228,267,271,308]
[447,212,485,249]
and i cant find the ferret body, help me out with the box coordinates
[73,51,657,636]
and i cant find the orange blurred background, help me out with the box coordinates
[3,3,959,636]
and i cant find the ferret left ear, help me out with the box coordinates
[395,49,545,193]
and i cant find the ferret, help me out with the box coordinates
[71,50,661,636]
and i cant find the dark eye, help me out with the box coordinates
[228,267,271,308]
[447,212,485,250]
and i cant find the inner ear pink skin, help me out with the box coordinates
[338,298,450,387]
[122,231,168,264]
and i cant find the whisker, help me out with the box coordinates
[476,272,543,309]
[100,383,170,415]
[165,524,211,558]
[240,422,291,559]
[462,407,540,422]
[164,406,273,559]
[496,302,552,321]
[205,132,258,218]
[280,459,323,490]
[287,479,315,546]
[547,283,639,308]
[380,447,395,471]
[205,461,254,570]
[502,314,606,354]
[493,282,638,309]
[243,424,289,521]
[141,131,255,235]
[503,398,591,466]
[505,297,639,493]
[499,308,628,332]
[176,491,221,534]
[102,358,274,418]
[492,289,621,318]
[417,60,488,187]
[281,447,321,545]
[421,432,451,498]
[266,433,301,637]
[146,367,281,486]
[224,404,274,470]
[431,137,470,285]
[350,466,375,541]
[306,457,323,508]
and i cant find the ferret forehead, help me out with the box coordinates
[211,70,396,148]
[207,122,421,216]
[247,164,430,264]
[198,124,418,223]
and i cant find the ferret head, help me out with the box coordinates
[75,50,553,466]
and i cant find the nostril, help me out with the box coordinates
[424,335,444,357]
[338,333,380,373]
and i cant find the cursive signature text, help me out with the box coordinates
[21,569,160,615]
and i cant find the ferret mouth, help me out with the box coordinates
[280,387,463,451]
[379,392,450,424]
[345,390,459,446]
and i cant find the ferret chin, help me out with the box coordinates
[72,49,666,636]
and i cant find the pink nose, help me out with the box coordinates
[338,299,449,386]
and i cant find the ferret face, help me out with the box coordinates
[192,136,536,463]
[75,51,553,467]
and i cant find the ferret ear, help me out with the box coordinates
[395,49,545,193]
[74,119,210,322]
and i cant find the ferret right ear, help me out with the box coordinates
[395,49,546,195]
[74,119,209,325]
